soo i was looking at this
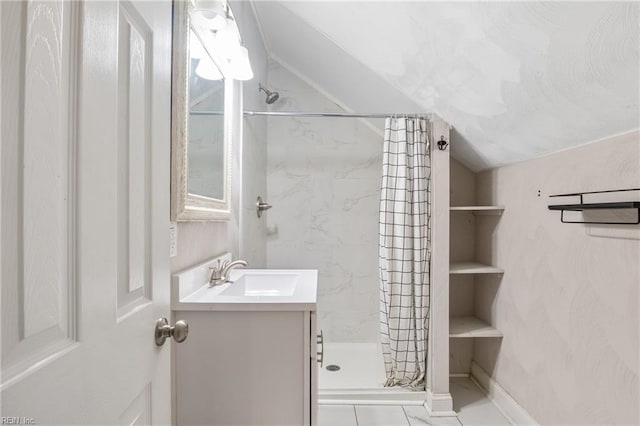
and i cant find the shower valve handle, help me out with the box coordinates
[256,196,272,218]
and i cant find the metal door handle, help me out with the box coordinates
[316,330,324,367]
[155,318,189,346]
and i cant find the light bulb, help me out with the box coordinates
[189,30,207,59]
[229,45,253,81]
[192,0,228,31]
[195,57,223,80]
[212,24,237,61]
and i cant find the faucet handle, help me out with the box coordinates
[208,259,224,283]
[208,266,216,282]
[208,258,247,286]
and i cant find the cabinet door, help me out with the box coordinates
[176,311,307,426]
[310,311,318,426]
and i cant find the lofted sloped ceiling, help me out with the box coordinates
[251,1,639,171]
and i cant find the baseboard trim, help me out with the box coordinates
[470,362,538,425]
[425,389,456,417]
[319,389,426,405]
[319,399,425,406]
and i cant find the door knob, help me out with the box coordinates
[155,318,189,346]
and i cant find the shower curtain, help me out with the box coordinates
[379,117,430,388]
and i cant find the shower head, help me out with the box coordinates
[259,83,280,104]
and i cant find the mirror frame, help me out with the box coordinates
[171,0,232,221]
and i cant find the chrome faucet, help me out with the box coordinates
[208,259,248,286]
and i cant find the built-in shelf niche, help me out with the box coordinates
[449,205,504,275]
[448,161,504,377]
[449,316,503,338]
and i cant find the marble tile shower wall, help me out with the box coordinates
[266,63,382,342]
[235,0,268,268]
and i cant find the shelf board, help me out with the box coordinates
[450,316,503,338]
[450,206,504,216]
[450,262,503,274]
[450,205,504,211]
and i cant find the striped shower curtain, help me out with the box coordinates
[379,117,431,388]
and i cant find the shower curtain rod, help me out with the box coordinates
[190,110,432,119]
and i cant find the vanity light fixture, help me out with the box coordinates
[229,44,254,80]
[211,23,253,80]
[192,0,229,31]
[212,24,237,61]
[190,0,254,81]
[195,56,223,80]
[189,29,206,59]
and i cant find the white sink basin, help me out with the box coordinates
[220,271,298,297]
[172,261,317,311]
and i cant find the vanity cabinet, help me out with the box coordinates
[175,309,318,426]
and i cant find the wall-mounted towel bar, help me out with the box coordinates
[548,188,640,225]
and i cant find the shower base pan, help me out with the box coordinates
[318,342,427,405]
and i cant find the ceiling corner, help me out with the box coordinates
[247,0,272,59]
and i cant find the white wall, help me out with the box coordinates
[256,2,640,172]
[235,1,268,268]
[474,131,639,424]
[171,3,268,273]
[265,62,382,343]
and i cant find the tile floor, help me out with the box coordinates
[318,378,511,426]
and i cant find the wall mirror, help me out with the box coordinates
[171,0,232,221]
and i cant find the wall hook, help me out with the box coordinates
[437,135,448,151]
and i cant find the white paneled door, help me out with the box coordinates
[1,1,172,424]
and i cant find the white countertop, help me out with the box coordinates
[171,255,317,312]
